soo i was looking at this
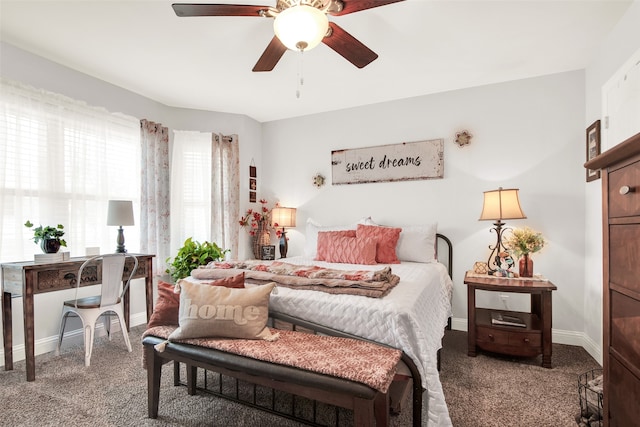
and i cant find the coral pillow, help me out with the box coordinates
[315,230,357,261]
[147,273,244,328]
[322,236,377,265]
[168,280,276,341]
[356,224,401,264]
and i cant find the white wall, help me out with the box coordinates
[261,71,588,345]
[583,0,640,363]
[0,42,263,362]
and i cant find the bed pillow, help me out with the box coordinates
[168,280,276,341]
[396,224,438,263]
[317,234,377,265]
[356,224,401,264]
[304,218,357,258]
[315,230,357,261]
[147,274,245,328]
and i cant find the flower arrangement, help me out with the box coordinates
[504,226,545,258]
[239,199,283,239]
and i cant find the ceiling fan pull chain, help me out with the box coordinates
[296,49,304,99]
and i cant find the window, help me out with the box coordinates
[0,79,140,262]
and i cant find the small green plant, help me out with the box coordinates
[24,220,67,247]
[166,237,228,282]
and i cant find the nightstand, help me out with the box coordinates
[464,271,557,368]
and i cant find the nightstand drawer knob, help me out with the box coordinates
[488,334,495,341]
[619,185,633,195]
[523,338,530,344]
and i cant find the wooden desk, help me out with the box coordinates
[1,253,155,381]
[464,271,557,368]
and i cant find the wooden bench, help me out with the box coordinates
[143,332,400,426]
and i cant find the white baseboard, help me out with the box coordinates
[450,316,603,365]
[0,312,147,367]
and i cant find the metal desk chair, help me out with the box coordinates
[55,253,138,366]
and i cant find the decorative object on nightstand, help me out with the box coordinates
[107,200,134,253]
[271,207,297,258]
[478,187,527,274]
[503,226,545,278]
[472,261,488,274]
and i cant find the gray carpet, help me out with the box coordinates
[0,326,599,426]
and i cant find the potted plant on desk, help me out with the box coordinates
[24,220,67,253]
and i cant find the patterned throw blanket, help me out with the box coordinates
[190,260,400,298]
[143,325,401,393]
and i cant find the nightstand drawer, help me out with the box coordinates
[476,327,541,347]
[476,327,509,345]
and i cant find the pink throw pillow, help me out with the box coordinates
[147,273,245,328]
[356,224,401,264]
[315,230,357,261]
[322,236,377,265]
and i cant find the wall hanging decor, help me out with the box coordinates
[586,120,601,182]
[312,173,325,188]
[249,160,257,202]
[331,139,444,185]
[455,130,473,147]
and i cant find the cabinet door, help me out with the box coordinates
[609,356,640,427]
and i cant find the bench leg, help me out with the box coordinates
[353,397,376,427]
[374,392,390,426]
[173,361,180,386]
[145,345,162,419]
[186,364,197,395]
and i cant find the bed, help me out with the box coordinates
[187,222,454,426]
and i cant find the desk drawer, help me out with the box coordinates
[608,159,640,218]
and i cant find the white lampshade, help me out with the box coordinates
[273,5,329,51]
[479,188,527,221]
[271,207,297,228]
[106,200,135,226]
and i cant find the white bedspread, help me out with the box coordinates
[267,256,453,426]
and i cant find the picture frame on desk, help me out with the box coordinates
[586,120,601,182]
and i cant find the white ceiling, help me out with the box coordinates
[0,0,632,122]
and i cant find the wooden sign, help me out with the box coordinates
[331,139,444,185]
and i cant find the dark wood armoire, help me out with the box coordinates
[585,131,640,427]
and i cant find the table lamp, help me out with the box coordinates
[107,200,134,253]
[479,187,526,274]
[271,207,297,258]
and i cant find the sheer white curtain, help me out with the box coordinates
[0,78,140,262]
[171,131,239,258]
[170,130,212,256]
[140,119,170,277]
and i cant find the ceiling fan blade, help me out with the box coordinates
[253,36,288,72]
[172,3,270,17]
[322,22,378,69]
[330,0,404,16]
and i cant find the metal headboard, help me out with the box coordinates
[436,233,453,279]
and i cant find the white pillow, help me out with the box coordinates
[304,218,356,258]
[363,218,437,263]
[396,224,438,263]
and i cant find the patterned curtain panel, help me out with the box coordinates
[140,119,170,277]
[211,134,240,258]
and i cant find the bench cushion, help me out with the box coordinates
[144,325,401,393]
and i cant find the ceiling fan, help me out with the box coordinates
[172,0,405,72]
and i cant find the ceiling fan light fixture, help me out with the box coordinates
[274,5,329,51]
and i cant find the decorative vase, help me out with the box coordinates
[40,239,61,254]
[519,253,533,277]
[252,221,270,259]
